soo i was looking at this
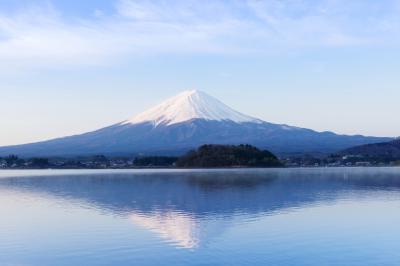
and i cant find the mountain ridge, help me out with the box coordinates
[0,90,393,157]
[340,139,400,159]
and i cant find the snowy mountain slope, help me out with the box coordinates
[0,90,392,157]
[122,90,262,126]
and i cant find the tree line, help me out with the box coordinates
[0,144,282,169]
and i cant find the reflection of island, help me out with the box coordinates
[1,168,399,248]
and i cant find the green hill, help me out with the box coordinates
[176,144,282,168]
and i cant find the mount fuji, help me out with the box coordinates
[0,90,391,157]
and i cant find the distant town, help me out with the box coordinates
[282,155,400,168]
[1,146,399,169]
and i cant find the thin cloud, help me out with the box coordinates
[0,0,399,69]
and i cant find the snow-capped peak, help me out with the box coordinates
[122,90,262,126]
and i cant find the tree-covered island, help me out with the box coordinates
[176,144,282,168]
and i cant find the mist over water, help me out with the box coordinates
[0,168,399,265]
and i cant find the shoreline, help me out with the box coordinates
[1,165,399,171]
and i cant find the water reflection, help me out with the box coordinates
[0,168,399,249]
[130,211,227,249]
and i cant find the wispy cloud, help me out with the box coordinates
[245,0,400,46]
[0,0,399,69]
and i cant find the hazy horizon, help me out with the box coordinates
[1,0,400,146]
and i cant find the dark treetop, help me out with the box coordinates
[176,144,282,168]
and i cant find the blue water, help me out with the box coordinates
[0,168,399,266]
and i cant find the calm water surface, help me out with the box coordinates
[0,168,399,266]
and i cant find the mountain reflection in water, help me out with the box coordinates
[0,168,400,249]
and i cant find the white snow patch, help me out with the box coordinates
[122,90,263,126]
[281,125,293,130]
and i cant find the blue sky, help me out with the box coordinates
[1,0,399,146]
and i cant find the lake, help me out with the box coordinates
[0,168,399,266]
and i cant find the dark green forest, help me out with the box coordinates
[176,144,282,168]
